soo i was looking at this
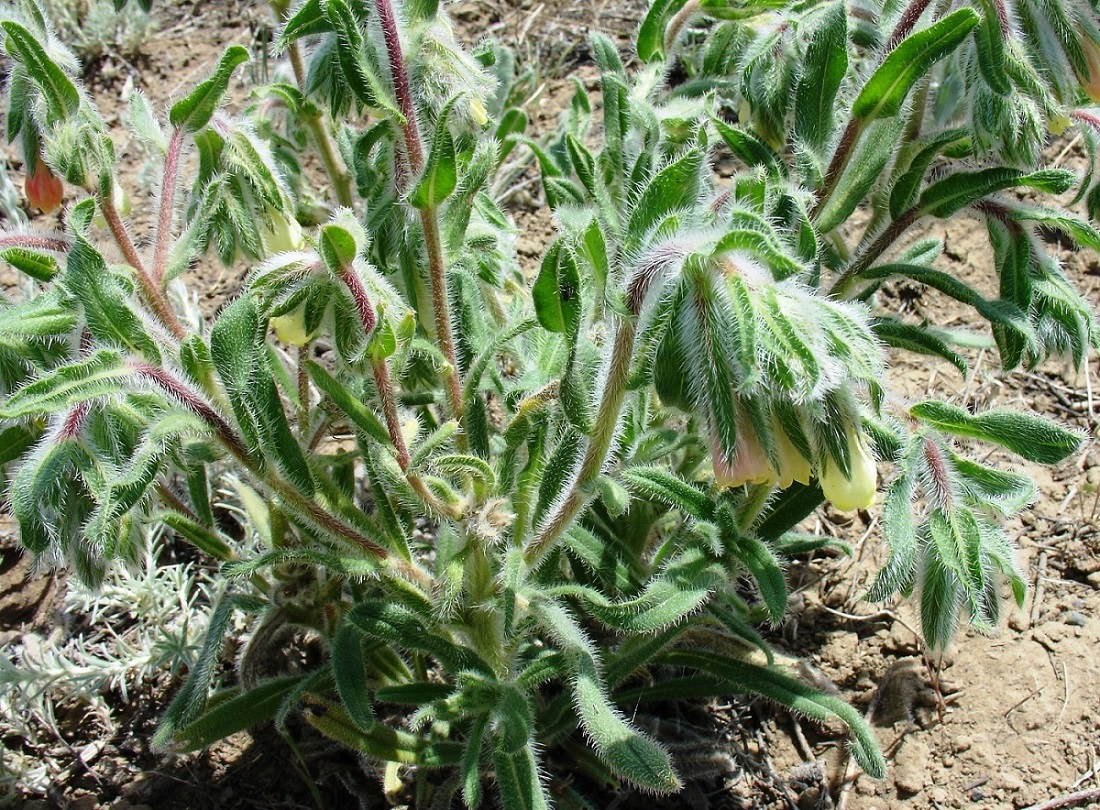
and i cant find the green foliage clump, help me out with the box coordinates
[1,0,1096,802]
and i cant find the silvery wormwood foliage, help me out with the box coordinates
[0,0,1094,804]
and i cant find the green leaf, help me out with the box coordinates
[306,362,391,446]
[919,543,960,650]
[973,0,1011,95]
[172,676,303,752]
[332,623,375,731]
[727,527,787,622]
[492,746,550,810]
[157,511,234,560]
[67,238,161,362]
[871,318,967,375]
[0,293,75,344]
[755,481,826,542]
[1,22,80,124]
[318,222,360,274]
[621,466,715,520]
[345,601,491,675]
[861,264,1031,344]
[661,649,886,778]
[323,0,399,116]
[951,453,1036,515]
[867,468,919,601]
[1,350,128,418]
[276,0,329,50]
[909,401,1083,464]
[795,2,848,151]
[815,118,904,233]
[627,147,705,245]
[169,45,249,131]
[0,248,60,282]
[851,9,979,122]
[532,241,581,337]
[712,119,783,177]
[917,168,1076,218]
[888,128,969,219]
[637,0,690,62]
[572,655,681,793]
[410,97,459,209]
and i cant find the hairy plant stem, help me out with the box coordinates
[153,128,184,285]
[338,265,412,469]
[99,192,186,340]
[297,344,311,436]
[0,234,71,253]
[811,118,863,220]
[830,209,918,298]
[373,0,465,434]
[304,111,354,208]
[372,355,411,470]
[664,0,701,54]
[524,320,637,565]
[132,362,420,579]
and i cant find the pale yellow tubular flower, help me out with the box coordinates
[271,305,313,347]
[261,208,305,256]
[819,430,878,512]
[774,422,812,489]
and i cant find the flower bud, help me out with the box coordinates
[261,208,305,255]
[91,184,132,228]
[25,156,64,214]
[712,421,776,489]
[819,430,877,512]
[468,97,489,128]
[1078,32,1100,102]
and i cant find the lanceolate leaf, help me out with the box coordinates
[1,350,128,418]
[815,118,904,233]
[871,318,968,375]
[572,655,681,793]
[532,241,582,337]
[909,401,1083,463]
[795,2,848,151]
[172,676,303,752]
[917,168,1076,218]
[661,649,886,778]
[410,97,460,209]
[1,22,80,124]
[851,9,979,122]
[867,468,919,601]
[169,45,249,131]
[332,623,375,731]
[307,362,391,446]
[637,0,691,62]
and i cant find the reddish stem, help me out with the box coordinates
[153,128,184,284]
[60,401,91,440]
[338,266,411,469]
[0,234,71,253]
[99,192,186,340]
[374,0,424,173]
[131,361,251,461]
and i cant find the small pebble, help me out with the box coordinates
[1064,610,1087,627]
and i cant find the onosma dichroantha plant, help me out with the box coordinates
[0,0,1096,803]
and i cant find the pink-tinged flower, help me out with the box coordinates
[712,420,776,489]
[819,430,877,512]
[25,156,63,214]
[1080,34,1100,102]
[774,424,812,489]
